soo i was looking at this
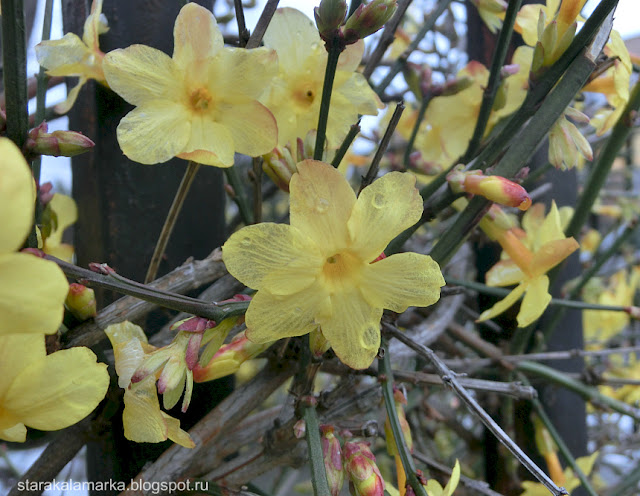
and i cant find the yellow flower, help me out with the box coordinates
[261,7,383,148]
[102,3,277,167]
[478,202,579,327]
[105,321,194,448]
[548,108,593,170]
[583,268,640,345]
[223,160,444,369]
[41,193,78,262]
[0,138,69,335]
[470,0,508,34]
[520,452,598,496]
[0,334,108,442]
[425,460,461,496]
[35,0,108,114]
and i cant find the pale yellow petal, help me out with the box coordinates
[161,412,195,448]
[0,253,68,335]
[0,138,34,253]
[82,0,107,49]
[515,4,546,46]
[290,160,357,253]
[173,3,223,79]
[103,45,183,106]
[54,78,86,115]
[486,260,526,287]
[518,276,551,327]
[538,201,565,245]
[123,377,170,443]
[337,40,364,72]
[531,238,579,276]
[360,253,444,313]
[178,115,234,167]
[216,100,278,157]
[348,172,422,261]
[263,8,321,74]
[105,321,149,388]
[116,101,191,165]
[35,33,90,75]
[318,288,383,370]
[44,193,78,247]
[0,334,45,400]
[4,347,108,431]
[211,47,278,102]
[223,223,323,295]
[245,283,330,344]
[477,283,527,322]
[0,423,27,442]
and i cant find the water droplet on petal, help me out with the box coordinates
[361,325,379,349]
[372,193,385,209]
[316,198,329,213]
[241,237,251,247]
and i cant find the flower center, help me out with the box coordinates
[189,87,213,112]
[293,83,317,109]
[321,251,362,291]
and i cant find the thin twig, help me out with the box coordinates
[145,161,201,283]
[225,165,254,226]
[246,0,280,49]
[234,0,250,47]
[402,94,429,168]
[383,323,568,496]
[331,121,361,168]
[314,38,343,159]
[360,101,404,192]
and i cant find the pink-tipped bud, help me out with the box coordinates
[65,283,97,321]
[88,262,115,275]
[25,122,94,158]
[343,0,397,44]
[171,316,216,333]
[501,63,520,78]
[343,440,385,496]
[263,147,298,192]
[315,0,348,42]
[321,425,346,496]
[447,166,531,211]
[39,182,55,205]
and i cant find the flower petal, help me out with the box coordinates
[105,321,150,388]
[103,45,183,107]
[348,171,422,261]
[290,160,357,253]
[216,100,278,158]
[538,201,565,246]
[476,283,526,322]
[518,276,551,327]
[360,253,444,312]
[0,334,45,400]
[245,283,330,344]
[0,138,34,253]
[531,238,579,276]
[223,223,323,295]
[0,423,27,442]
[35,33,90,76]
[211,47,278,101]
[485,260,526,287]
[123,377,170,444]
[161,411,195,448]
[116,100,191,165]
[4,347,108,431]
[173,3,223,80]
[318,288,383,370]
[178,115,234,167]
[54,78,86,114]
[0,253,68,335]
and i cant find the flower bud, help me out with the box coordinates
[25,122,94,158]
[171,316,217,333]
[294,419,306,439]
[263,146,298,192]
[343,0,397,44]
[321,425,346,496]
[343,440,385,496]
[65,283,97,321]
[315,0,348,42]
[447,166,531,210]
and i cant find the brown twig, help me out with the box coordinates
[245,0,280,49]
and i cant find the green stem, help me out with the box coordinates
[32,0,55,185]
[517,360,640,422]
[565,80,640,239]
[379,339,429,496]
[304,402,331,496]
[224,165,254,226]
[521,162,554,189]
[331,121,361,168]
[463,0,523,162]
[374,0,454,95]
[315,39,342,160]
[145,162,201,283]
[403,94,430,168]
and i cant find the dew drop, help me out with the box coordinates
[240,237,251,247]
[316,198,329,213]
[372,193,385,209]
[361,325,379,348]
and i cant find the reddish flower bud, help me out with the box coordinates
[263,146,298,192]
[321,425,346,496]
[448,166,531,211]
[343,0,397,43]
[315,0,348,42]
[25,122,94,159]
[65,283,97,321]
[343,440,385,496]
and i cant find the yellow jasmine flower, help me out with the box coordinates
[515,0,585,47]
[425,460,461,496]
[41,193,78,262]
[0,333,108,442]
[478,202,579,327]
[470,0,508,34]
[583,268,640,345]
[0,138,68,335]
[261,7,383,149]
[223,160,444,369]
[102,3,277,167]
[105,321,194,448]
[548,108,593,170]
[35,0,108,114]
[520,452,598,495]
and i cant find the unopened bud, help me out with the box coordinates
[39,182,55,205]
[501,63,520,78]
[315,0,348,42]
[171,316,216,333]
[263,147,298,192]
[26,122,94,158]
[343,440,385,496]
[447,166,531,210]
[343,0,397,44]
[65,283,97,321]
[321,425,346,496]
